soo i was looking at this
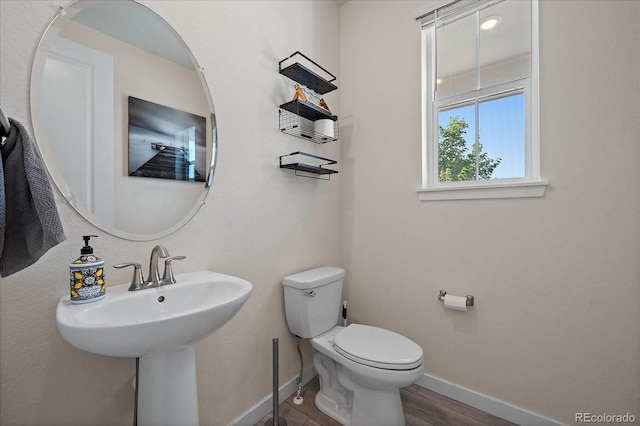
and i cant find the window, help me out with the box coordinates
[418,0,547,200]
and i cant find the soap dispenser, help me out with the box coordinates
[69,235,106,304]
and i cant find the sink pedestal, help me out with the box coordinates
[138,345,199,426]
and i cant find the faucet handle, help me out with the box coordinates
[114,262,145,291]
[162,256,186,284]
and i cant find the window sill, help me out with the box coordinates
[417,181,548,201]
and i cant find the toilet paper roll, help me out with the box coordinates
[443,294,468,311]
[314,119,334,139]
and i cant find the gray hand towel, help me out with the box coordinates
[0,135,5,260]
[0,118,66,277]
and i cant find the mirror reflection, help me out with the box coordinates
[31,0,216,241]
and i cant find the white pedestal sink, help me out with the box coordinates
[56,270,252,425]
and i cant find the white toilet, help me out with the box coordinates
[283,267,424,426]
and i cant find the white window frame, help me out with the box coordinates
[418,0,547,201]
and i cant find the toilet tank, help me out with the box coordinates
[282,267,345,338]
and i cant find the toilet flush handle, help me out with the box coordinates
[304,290,316,297]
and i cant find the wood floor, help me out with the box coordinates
[256,377,517,426]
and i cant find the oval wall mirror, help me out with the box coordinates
[31,0,217,241]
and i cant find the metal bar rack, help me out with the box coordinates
[279,151,338,180]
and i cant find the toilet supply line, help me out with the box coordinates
[342,300,348,326]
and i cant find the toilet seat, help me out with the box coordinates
[332,324,423,370]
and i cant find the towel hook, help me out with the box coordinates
[0,105,10,138]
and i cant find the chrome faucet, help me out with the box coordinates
[114,245,186,291]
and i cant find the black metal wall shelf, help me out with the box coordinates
[280,99,337,122]
[278,52,339,145]
[279,51,337,95]
[280,152,338,180]
[278,52,339,178]
[279,102,339,144]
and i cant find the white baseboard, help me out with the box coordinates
[230,369,564,426]
[229,366,316,426]
[416,373,565,426]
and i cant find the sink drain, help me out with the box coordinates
[158,296,165,303]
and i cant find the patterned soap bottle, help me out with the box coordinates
[69,235,106,304]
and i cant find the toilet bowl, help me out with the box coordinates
[312,325,424,425]
[282,267,424,426]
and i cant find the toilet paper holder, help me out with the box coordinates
[438,290,474,307]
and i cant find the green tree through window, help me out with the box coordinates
[438,116,501,182]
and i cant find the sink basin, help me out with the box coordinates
[57,270,252,358]
[56,270,252,358]
[56,270,252,425]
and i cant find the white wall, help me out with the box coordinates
[0,1,340,424]
[339,1,640,424]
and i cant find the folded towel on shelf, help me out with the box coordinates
[0,117,66,277]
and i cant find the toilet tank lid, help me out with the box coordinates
[283,266,345,290]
